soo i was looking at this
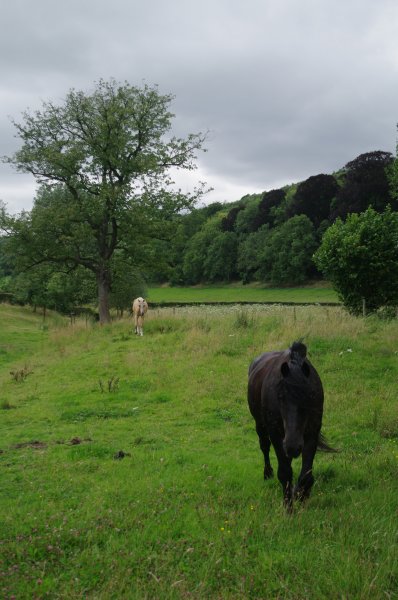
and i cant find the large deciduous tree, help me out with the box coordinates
[256,215,317,285]
[330,151,394,220]
[252,188,286,230]
[288,174,338,228]
[2,80,206,322]
[314,207,398,315]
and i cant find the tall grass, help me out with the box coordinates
[0,304,397,599]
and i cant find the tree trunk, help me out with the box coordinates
[97,269,111,324]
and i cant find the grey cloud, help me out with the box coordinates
[1,0,397,213]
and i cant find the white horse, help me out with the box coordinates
[132,297,148,336]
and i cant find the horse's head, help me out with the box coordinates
[135,297,147,316]
[279,343,312,459]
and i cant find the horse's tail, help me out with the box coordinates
[317,432,339,453]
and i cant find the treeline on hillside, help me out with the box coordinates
[165,150,396,286]
[0,150,396,314]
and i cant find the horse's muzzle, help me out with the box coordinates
[283,442,303,459]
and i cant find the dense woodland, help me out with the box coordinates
[161,150,396,286]
[0,149,396,313]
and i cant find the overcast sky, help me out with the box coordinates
[1,0,398,214]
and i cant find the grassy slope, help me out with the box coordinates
[147,285,339,304]
[0,303,397,599]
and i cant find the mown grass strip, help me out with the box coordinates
[147,285,339,304]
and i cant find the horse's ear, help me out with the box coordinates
[302,362,310,377]
[281,362,290,378]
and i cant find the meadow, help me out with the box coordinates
[147,284,339,305]
[0,303,397,599]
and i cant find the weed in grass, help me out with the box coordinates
[68,444,114,460]
[215,345,241,357]
[60,407,139,422]
[133,436,157,446]
[1,399,14,409]
[378,416,398,439]
[152,392,172,403]
[234,308,256,329]
[10,365,33,382]
[370,400,382,432]
[130,379,151,392]
[145,318,177,334]
[195,317,211,333]
[112,332,131,342]
[215,408,237,422]
[98,376,120,393]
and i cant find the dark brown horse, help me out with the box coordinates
[248,341,335,509]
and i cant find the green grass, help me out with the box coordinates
[147,284,339,304]
[1,303,397,599]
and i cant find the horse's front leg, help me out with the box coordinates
[294,436,317,502]
[138,316,143,336]
[271,435,293,510]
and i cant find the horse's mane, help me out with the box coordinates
[289,341,307,366]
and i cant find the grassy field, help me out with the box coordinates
[147,284,339,305]
[1,303,397,599]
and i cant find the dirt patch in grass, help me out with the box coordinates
[12,440,47,449]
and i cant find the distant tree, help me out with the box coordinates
[257,215,317,285]
[330,151,394,220]
[182,231,207,284]
[288,174,338,227]
[252,189,286,230]
[314,207,398,314]
[2,79,206,323]
[46,268,97,313]
[167,205,224,285]
[0,233,13,278]
[237,225,270,282]
[388,139,398,203]
[221,206,244,232]
[203,231,238,281]
[109,255,147,316]
[234,198,261,235]
[8,264,96,313]
[182,228,213,284]
[202,201,224,218]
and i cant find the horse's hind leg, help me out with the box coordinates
[256,424,273,479]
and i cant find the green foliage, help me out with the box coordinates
[182,217,223,284]
[203,231,238,282]
[2,80,206,322]
[234,197,261,234]
[331,151,395,219]
[6,264,96,313]
[314,207,398,314]
[168,149,395,288]
[237,224,270,282]
[182,229,213,284]
[253,188,286,230]
[108,255,147,314]
[257,215,317,285]
[288,174,338,227]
